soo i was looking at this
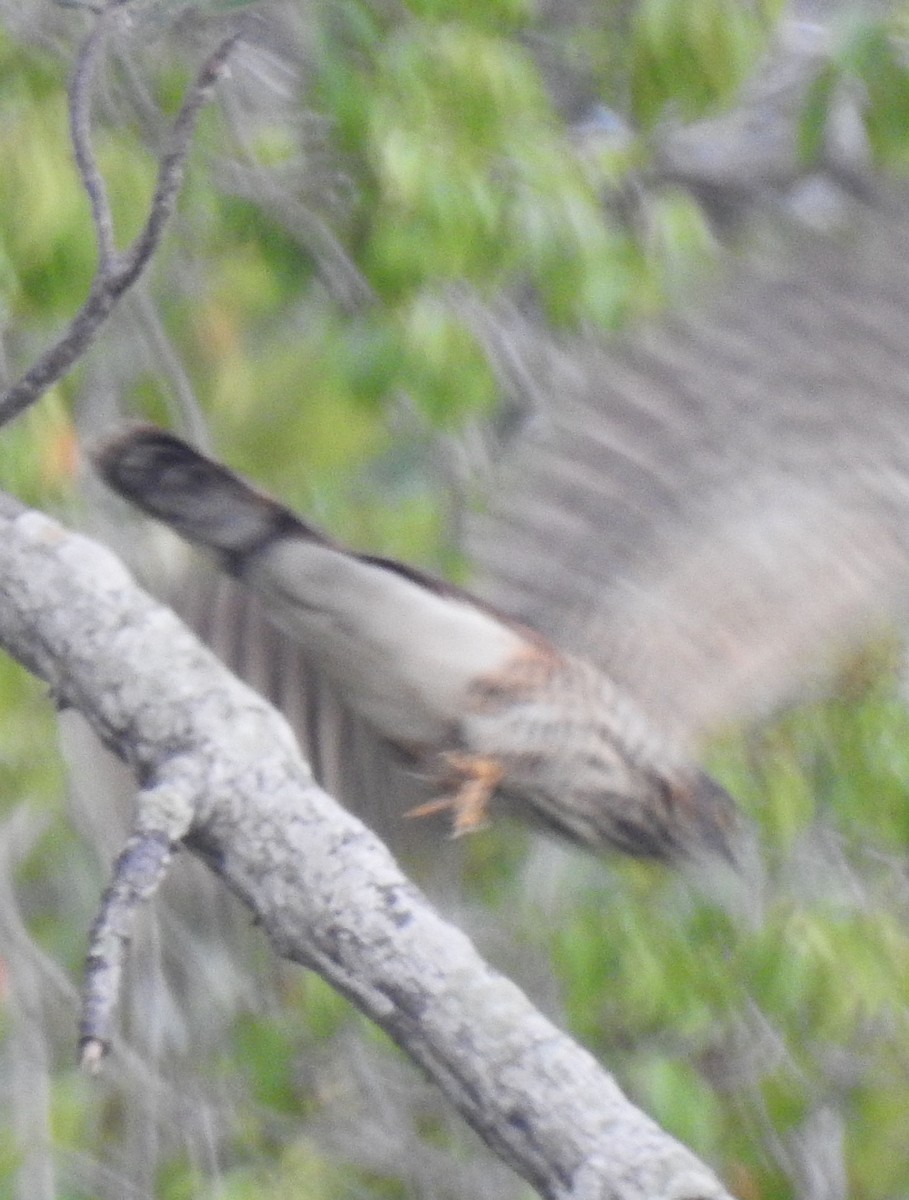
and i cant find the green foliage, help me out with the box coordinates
[630,0,781,127]
[837,19,909,165]
[546,674,909,1192]
[0,40,95,322]
[317,7,647,342]
[397,295,496,425]
[0,654,66,823]
[373,63,619,316]
[0,394,78,508]
[800,14,909,168]
[156,1138,356,1200]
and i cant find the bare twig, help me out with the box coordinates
[0,495,733,1200]
[69,2,120,269]
[126,33,240,278]
[0,22,240,429]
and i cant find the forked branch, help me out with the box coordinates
[0,3,240,428]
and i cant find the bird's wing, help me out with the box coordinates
[468,186,909,746]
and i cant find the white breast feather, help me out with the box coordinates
[247,539,526,744]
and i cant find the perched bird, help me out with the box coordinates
[92,426,738,864]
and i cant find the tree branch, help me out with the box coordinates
[0,492,732,1200]
[0,15,240,429]
[68,1,120,270]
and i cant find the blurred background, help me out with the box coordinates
[4,0,909,1196]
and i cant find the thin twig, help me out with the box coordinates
[121,32,241,283]
[69,1,121,270]
[0,29,241,429]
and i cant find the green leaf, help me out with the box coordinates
[798,62,840,165]
[631,0,778,127]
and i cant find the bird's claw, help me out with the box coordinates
[405,753,505,837]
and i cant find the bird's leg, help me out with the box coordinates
[405,753,505,836]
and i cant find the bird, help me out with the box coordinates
[92,425,739,865]
[88,184,909,872]
[90,114,909,876]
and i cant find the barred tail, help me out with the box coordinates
[91,425,319,569]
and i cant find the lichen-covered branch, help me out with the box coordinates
[0,492,732,1200]
[79,827,177,1067]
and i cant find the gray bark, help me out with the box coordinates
[0,493,732,1200]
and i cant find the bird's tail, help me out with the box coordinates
[91,424,323,570]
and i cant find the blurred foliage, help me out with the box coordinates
[630,0,782,126]
[3,1,909,1198]
[800,16,909,167]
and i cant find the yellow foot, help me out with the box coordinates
[405,753,505,837]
